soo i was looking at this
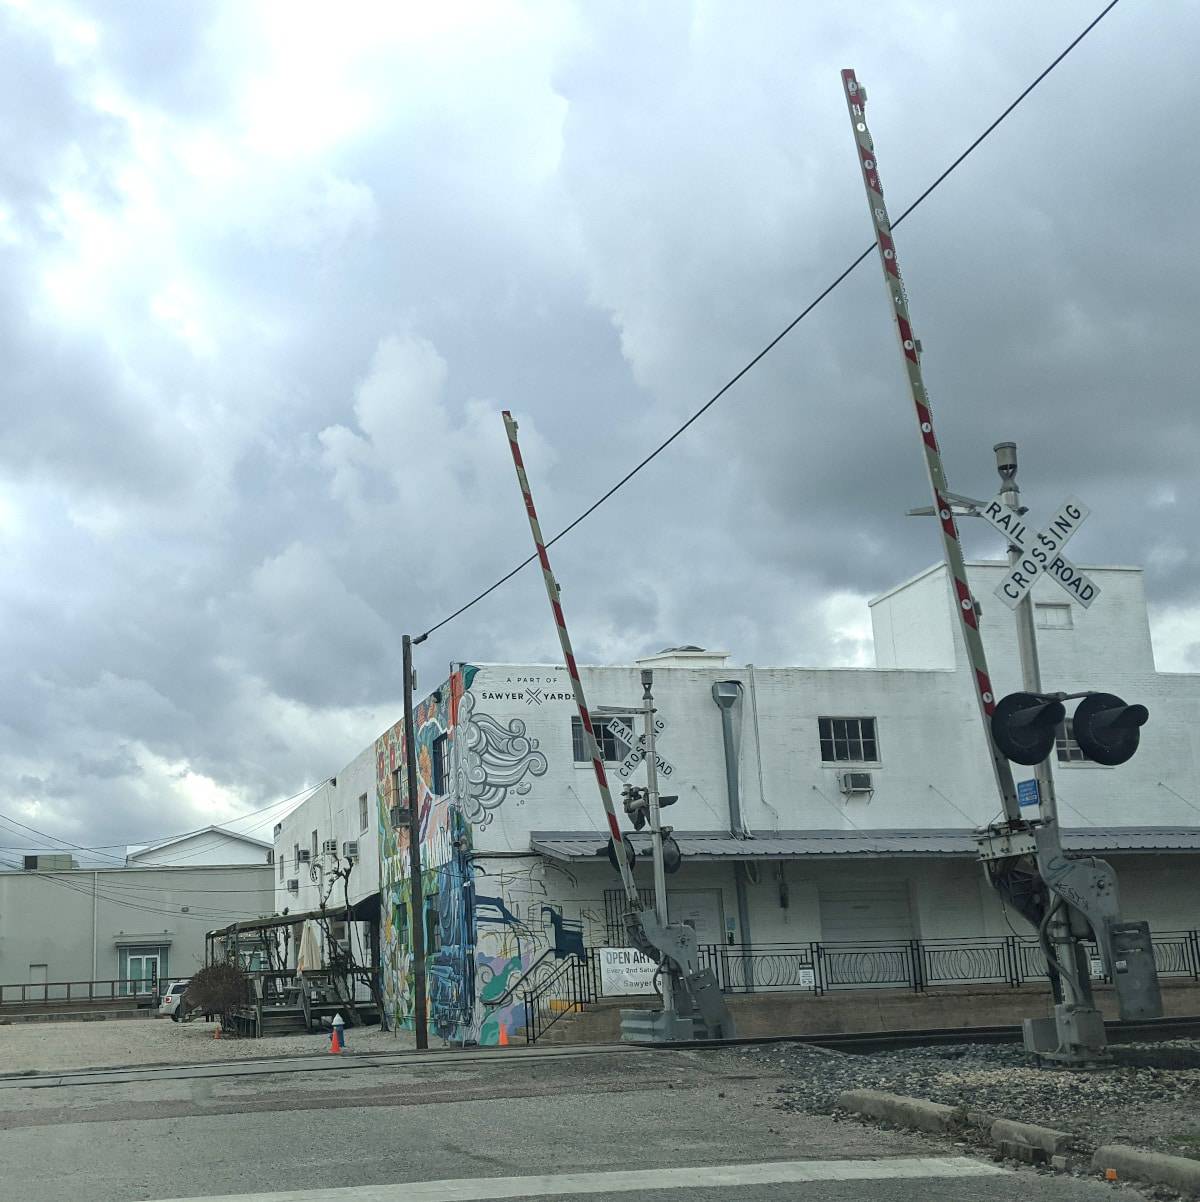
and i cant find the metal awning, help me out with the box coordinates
[529,827,1200,863]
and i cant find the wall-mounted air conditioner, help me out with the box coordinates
[342,840,359,861]
[838,770,874,795]
[322,839,339,855]
[297,849,311,863]
[389,805,410,829]
[286,879,300,893]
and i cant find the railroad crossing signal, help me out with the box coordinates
[992,690,1149,767]
[1071,693,1149,766]
[979,495,1100,611]
[990,693,1066,765]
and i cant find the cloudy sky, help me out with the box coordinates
[1,0,1196,857]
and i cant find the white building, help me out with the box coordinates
[0,828,275,994]
[273,561,1200,1044]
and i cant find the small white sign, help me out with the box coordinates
[597,946,658,995]
[980,494,1100,611]
[1089,957,1105,981]
[798,966,816,990]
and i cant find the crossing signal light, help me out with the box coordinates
[621,786,679,831]
[1071,693,1149,766]
[990,693,1066,765]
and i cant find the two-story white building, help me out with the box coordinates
[273,560,1200,1045]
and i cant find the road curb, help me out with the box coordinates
[836,1089,962,1134]
[990,1117,1071,1158]
[1093,1144,1200,1194]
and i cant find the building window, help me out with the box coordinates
[278,852,285,882]
[293,843,300,873]
[432,735,450,795]
[819,717,879,763]
[1056,720,1087,763]
[1036,603,1073,630]
[359,792,369,833]
[311,830,319,860]
[572,716,632,764]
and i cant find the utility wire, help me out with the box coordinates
[0,782,325,869]
[416,0,1121,643]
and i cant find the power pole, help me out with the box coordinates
[402,633,428,1050]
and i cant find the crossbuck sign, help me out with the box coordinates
[980,495,1100,611]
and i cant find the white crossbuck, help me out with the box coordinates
[980,494,1100,611]
[605,715,675,780]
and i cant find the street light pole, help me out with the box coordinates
[640,668,673,1016]
[402,633,428,1050]
[993,443,1094,1019]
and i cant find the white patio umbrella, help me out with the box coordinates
[296,920,322,976]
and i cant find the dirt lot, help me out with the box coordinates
[0,1016,412,1073]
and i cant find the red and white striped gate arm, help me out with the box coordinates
[840,70,1020,821]
[502,410,641,902]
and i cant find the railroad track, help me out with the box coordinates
[638,1013,1200,1054]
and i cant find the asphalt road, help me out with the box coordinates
[0,1044,1129,1202]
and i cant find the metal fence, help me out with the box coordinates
[696,930,1200,995]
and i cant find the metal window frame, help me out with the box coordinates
[571,716,631,765]
[819,715,880,764]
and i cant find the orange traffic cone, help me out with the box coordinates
[498,1024,508,1047]
[330,1025,343,1054]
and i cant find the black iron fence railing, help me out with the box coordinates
[696,930,1200,995]
[520,953,598,1045]
[516,932,1200,1043]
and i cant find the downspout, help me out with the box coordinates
[92,871,99,980]
[712,681,754,991]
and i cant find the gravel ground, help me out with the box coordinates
[0,1017,413,1073]
[724,1040,1200,1160]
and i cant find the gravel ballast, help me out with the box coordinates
[724,1039,1200,1161]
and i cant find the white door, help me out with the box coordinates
[818,881,915,944]
[29,964,47,986]
[668,890,725,946]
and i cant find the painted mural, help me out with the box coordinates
[376,663,560,1043]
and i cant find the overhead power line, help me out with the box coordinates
[0,781,325,869]
[416,0,1121,644]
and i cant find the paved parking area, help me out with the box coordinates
[0,1017,412,1073]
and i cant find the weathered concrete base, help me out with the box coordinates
[990,1117,1071,1158]
[1092,1144,1200,1194]
[836,1088,962,1134]
[838,1088,1073,1169]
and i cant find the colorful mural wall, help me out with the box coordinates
[376,663,562,1043]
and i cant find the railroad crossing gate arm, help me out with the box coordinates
[1033,828,1163,1021]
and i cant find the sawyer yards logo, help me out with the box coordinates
[526,687,544,705]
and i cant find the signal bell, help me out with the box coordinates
[1072,692,1149,766]
[990,693,1066,765]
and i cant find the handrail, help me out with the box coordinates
[300,979,313,1031]
[521,952,595,1045]
[0,976,159,1007]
